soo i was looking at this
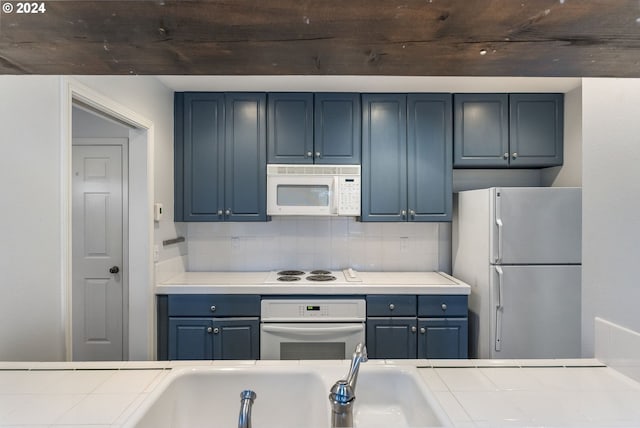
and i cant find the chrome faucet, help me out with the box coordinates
[329,343,368,428]
[238,390,256,428]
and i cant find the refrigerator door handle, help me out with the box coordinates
[495,266,504,352]
[495,193,503,263]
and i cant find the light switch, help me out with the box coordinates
[154,203,163,221]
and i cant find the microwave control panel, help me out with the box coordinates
[337,176,361,215]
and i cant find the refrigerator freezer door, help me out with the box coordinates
[492,187,581,264]
[489,265,581,359]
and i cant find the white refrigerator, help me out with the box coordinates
[452,187,581,359]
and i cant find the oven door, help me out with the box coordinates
[260,323,364,360]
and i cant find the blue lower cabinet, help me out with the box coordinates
[366,294,468,359]
[169,317,213,360]
[214,318,260,360]
[366,318,417,359]
[168,317,259,360]
[417,318,468,359]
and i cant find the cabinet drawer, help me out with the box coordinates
[168,295,260,317]
[418,295,467,317]
[367,295,416,316]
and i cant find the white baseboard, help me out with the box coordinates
[595,317,640,383]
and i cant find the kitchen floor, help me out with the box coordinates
[1,359,640,427]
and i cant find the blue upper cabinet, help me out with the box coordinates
[407,94,453,222]
[362,93,452,222]
[509,93,563,167]
[453,93,509,168]
[361,94,407,222]
[175,92,267,222]
[224,93,267,221]
[179,92,225,221]
[267,93,361,164]
[314,93,361,164]
[453,93,564,168]
[267,93,314,164]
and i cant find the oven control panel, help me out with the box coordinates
[261,299,366,322]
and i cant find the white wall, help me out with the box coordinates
[581,78,640,360]
[542,86,583,187]
[0,76,66,361]
[0,76,177,361]
[72,107,131,138]
[72,77,186,263]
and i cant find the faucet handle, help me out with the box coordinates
[329,379,354,404]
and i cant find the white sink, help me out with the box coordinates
[124,364,452,428]
[126,366,330,428]
[351,365,451,428]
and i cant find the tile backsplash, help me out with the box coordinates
[187,217,450,272]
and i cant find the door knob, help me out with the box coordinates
[109,266,120,274]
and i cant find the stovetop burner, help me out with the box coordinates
[277,270,305,276]
[306,274,337,282]
[277,275,301,282]
[310,270,331,275]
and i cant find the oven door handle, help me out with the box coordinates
[261,324,363,335]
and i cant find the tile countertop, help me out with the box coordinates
[2,359,640,427]
[155,271,471,295]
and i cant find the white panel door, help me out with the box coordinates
[493,187,582,264]
[72,144,124,361]
[490,265,581,359]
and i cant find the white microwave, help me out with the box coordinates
[267,164,361,216]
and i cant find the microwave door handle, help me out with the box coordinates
[261,324,363,335]
[332,177,340,215]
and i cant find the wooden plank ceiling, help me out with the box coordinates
[1,0,639,76]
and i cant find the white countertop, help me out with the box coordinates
[1,359,640,427]
[156,271,471,295]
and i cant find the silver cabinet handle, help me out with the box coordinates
[213,327,220,334]
[388,303,395,311]
[306,151,313,158]
[217,209,223,216]
[503,152,509,160]
[315,151,321,158]
[411,326,417,333]
[225,209,231,216]
[207,327,213,333]
[409,209,416,219]
[401,210,407,219]
[420,327,426,334]
[441,303,448,311]
[210,305,216,312]
[512,152,518,159]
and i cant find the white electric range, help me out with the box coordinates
[261,268,366,360]
[263,268,363,285]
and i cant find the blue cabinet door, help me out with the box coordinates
[453,93,509,168]
[361,94,407,222]
[366,318,417,359]
[509,93,563,168]
[224,93,267,221]
[417,318,468,359]
[181,93,225,221]
[407,94,453,222]
[168,317,214,360]
[267,93,314,164]
[213,318,260,360]
[314,93,361,164]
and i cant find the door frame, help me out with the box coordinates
[61,78,155,361]
[72,137,129,359]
